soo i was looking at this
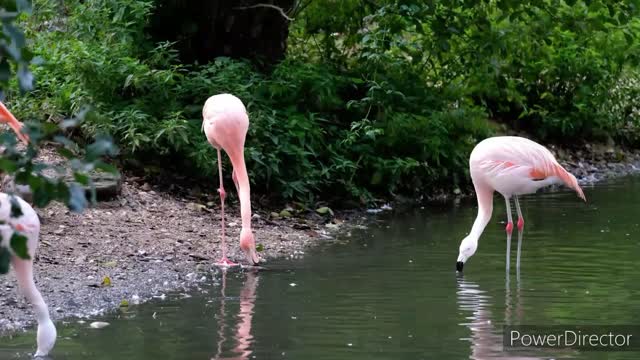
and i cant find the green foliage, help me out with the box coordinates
[0,110,119,274]
[0,0,36,93]
[12,0,640,207]
[9,232,28,259]
[460,0,640,140]
[0,247,8,273]
[598,68,640,146]
[0,0,119,273]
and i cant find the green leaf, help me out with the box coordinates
[10,233,29,260]
[9,196,22,218]
[17,65,33,91]
[315,206,334,216]
[0,59,10,82]
[60,117,80,130]
[68,183,88,213]
[94,162,119,174]
[0,247,9,274]
[73,173,90,186]
[86,136,118,160]
[56,147,75,159]
[0,158,17,173]
[15,0,32,13]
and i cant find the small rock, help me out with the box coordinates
[89,321,110,329]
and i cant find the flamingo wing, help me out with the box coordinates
[471,137,585,200]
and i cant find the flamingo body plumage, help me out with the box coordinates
[0,193,55,356]
[456,136,586,272]
[203,94,259,266]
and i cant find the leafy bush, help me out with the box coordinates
[13,0,640,206]
[461,1,640,140]
[599,68,640,146]
[0,0,118,272]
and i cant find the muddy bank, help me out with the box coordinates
[0,152,350,334]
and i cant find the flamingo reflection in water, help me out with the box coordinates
[212,269,259,360]
[456,275,553,360]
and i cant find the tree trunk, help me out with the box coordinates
[149,0,295,67]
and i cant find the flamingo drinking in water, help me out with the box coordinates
[0,193,56,357]
[203,94,259,266]
[456,136,586,272]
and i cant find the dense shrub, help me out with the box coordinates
[0,0,118,272]
[11,0,640,204]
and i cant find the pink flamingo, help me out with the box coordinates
[203,94,259,266]
[0,193,56,356]
[0,101,28,143]
[456,136,586,272]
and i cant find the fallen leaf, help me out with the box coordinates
[315,206,334,216]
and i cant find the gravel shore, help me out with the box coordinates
[0,151,344,334]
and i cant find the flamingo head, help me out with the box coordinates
[456,235,478,272]
[240,228,260,265]
[34,317,56,357]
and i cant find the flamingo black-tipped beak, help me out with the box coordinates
[456,261,464,272]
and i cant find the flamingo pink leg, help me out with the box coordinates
[505,197,513,272]
[514,196,525,269]
[215,149,237,267]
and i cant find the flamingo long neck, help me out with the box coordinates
[13,260,50,323]
[469,185,494,244]
[31,291,51,324]
[230,152,252,230]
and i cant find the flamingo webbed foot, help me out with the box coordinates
[214,257,239,267]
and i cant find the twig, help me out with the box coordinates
[291,0,313,17]
[233,4,295,21]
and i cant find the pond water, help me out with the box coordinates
[2,177,640,359]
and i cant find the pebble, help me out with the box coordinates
[89,321,110,329]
